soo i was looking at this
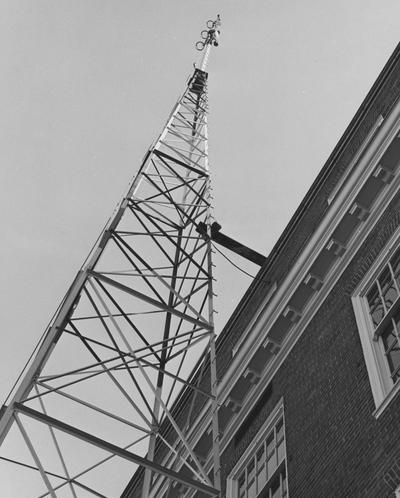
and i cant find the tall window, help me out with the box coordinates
[228,404,288,498]
[365,245,400,384]
[352,234,400,412]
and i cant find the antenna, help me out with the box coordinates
[196,15,222,72]
[0,17,222,498]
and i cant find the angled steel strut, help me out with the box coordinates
[0,17,222,498]
[197,221,267,267]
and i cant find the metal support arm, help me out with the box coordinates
[197,221,267,266]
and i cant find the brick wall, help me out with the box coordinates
[221,192,400,498]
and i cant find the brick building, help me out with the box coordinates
[123,41,400,498]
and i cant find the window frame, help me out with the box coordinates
[226,400,288,498]
[352,227,400,416]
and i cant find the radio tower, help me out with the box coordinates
[0,17,221,497]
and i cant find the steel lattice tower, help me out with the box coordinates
[0,18,221,498]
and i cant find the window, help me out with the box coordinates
[352,233,400,413]
[366,246,400,382]
[228,403,288,498]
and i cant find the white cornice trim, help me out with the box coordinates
[218,98,400,403]
[219,159,400,451]
[327,115,384,205]
[232,282,277,357]
[213,99,400,457]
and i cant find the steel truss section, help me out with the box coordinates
[0,66,220,497]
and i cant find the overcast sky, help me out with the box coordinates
[1,0,400,478]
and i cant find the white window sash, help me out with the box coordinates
[352,226,400,414]
[226,400,287,498]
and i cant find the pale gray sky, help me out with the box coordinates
[0,1,400,490]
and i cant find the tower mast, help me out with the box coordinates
[0,17,221,497]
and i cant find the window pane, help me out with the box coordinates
[247,459,255,481]
[393,367,400,383]
[256,445,266,492]
[382,324,397,351]
[379,266,398,311]
[248,480,256,498]
[247,460,256,498]
[238,473,246,498]
[367,284,385,327]
[267,454,277,478]
[394,308,400,333]
[282,474,287,494]
[381,320,400,380]
[277,441,285,463]
[266,433,275,456]
[256,445,265,466]
[257,466,267,494]
[267,429,277,477]
[386,343,400,379]
[271,487,281,498]
[276,419,284,442]
[282,470,287,497]
[270,475,281,498]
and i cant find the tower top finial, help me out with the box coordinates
[195,16,222,72]
[195,15,221,52]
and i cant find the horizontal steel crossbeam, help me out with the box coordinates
[14,403,219,496]
[90,271,212,330]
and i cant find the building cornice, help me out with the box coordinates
[217,40,400,353]
[217,95,400,446]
